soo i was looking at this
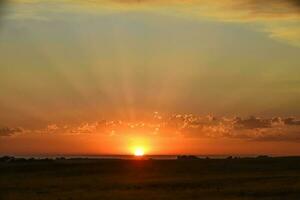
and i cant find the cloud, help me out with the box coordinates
[233,116,271,129]
[284,117,300,125]
[252,127,300,142]
[5,0,300,47]
[46,124,59,131]
[150,114,300,142]
[0,127,23,137]
[1,113,300,142]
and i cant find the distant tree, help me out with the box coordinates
[177,155,199,160]
[0,156,14,162]
[257,155,270,159]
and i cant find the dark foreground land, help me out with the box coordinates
[1,157,300,200]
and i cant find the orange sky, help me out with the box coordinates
[0,0,300,156]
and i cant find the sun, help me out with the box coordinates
[134,147,145,157]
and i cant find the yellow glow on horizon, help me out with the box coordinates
[134,147,145,157]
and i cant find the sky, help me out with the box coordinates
[0,0,300,156]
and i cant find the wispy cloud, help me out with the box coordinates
[5,0,300,47]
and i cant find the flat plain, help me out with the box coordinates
[1,157,300,200]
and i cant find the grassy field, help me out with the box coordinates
[1,157,300,200]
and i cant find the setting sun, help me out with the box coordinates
[134,147,145,157]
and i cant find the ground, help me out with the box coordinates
[1,157,300,200]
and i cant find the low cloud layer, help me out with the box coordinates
[1,113,300,142]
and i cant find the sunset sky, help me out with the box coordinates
[0,0,300,156]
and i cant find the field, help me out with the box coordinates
[1,157,300,200]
